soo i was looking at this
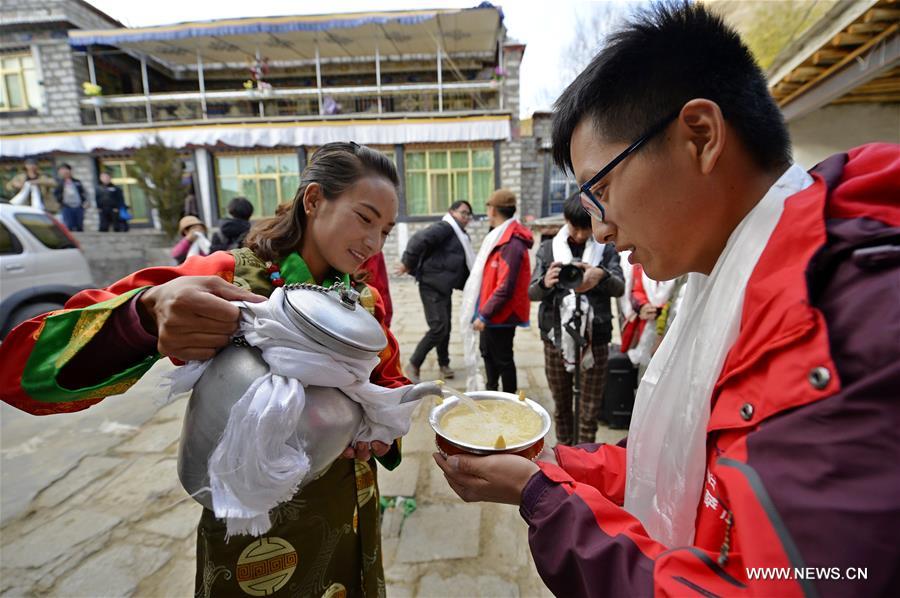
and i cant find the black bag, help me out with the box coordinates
[603,344,638,429]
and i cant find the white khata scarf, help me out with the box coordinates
[187,231,212,258]
[549,224,606,371]
[624,164,813,547]
[442,212,476,271]
[460,216,517,391]
[10,181,44,210]
[166,287,417,537]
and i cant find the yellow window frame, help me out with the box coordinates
[99,159,150,224]
[0,52,37,112]
[215,153,300,218]
[405,147,493,216]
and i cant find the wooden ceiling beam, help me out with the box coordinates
[812,48,848,65]
[779,23,899,108]
[848,23,890,35]
[831,93,900,104]
[832,32,871,46]
[863,8,900,23]
[786,66,826,82]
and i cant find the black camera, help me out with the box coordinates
[557,262,584,290]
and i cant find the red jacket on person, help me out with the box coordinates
[478,219,534,326]
[520,144,900,597]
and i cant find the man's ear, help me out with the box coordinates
[677,99,726,175]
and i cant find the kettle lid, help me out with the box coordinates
[282,282,387,359]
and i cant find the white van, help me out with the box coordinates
[0,203,94,338]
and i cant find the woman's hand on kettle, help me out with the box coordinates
[137,275,266,362]
[432,452,539,506]
[341,441,392,461]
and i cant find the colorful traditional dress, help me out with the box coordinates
[0,247,409,598]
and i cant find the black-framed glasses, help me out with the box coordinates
[579,110,680,222]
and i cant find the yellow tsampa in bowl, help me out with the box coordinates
[429,391,551,458]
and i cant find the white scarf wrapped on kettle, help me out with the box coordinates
[167,287,418,538]
[549,224,605,372]
[624,164,813,547]
[460,216,517,391]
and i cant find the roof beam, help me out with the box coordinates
[781,26,900,121]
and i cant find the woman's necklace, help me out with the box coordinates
[264,261,285,287]
[265,252,351,288]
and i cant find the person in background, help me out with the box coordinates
[399,200,474,381]
[95,170,124,233]
[181,165,199,217]
[171,215,211,265]
[53,163,88,231]
[7,158,58,212]
[618,251,682,372]
[210,196,254,252]
[529,194,624,445]
[115,190,131,233]
[435,4,899,597]
[461,189,532,393]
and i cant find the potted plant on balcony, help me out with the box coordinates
[245,57,273,98]
[82,82,104,106]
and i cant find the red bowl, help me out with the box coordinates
[429,390,551,459]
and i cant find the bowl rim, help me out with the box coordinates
[428,390,551,454]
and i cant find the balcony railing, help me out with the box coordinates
[79,81,501,126]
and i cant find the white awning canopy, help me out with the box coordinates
[0,115,511,157]
[68,4,504,71]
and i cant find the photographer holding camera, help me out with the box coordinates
[529,195,624,445]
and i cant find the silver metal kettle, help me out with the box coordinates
[177,282,440,510]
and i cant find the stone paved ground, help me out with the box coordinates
[0,279,626,597]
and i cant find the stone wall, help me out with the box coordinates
[526,113,554,218]
[0,0,118,134]
[0,0,119,30]
[501,42,524,136]
[72,229,172,287]
[519,135,543,220]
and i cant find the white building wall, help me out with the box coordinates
[788,103,900,168]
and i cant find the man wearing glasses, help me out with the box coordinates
[399,200,475,382]
[434,3,899,597]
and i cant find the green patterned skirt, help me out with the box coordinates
[194,457,384,598]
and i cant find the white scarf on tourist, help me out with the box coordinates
[460,217,517,391]
[442,213,475,271]
[624,164,813,547]
[10,180,44,210]
[166,287,417,537]
[548,224,605,371]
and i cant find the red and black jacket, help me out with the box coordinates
[478,219,534,326]
[520,144,900,597]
